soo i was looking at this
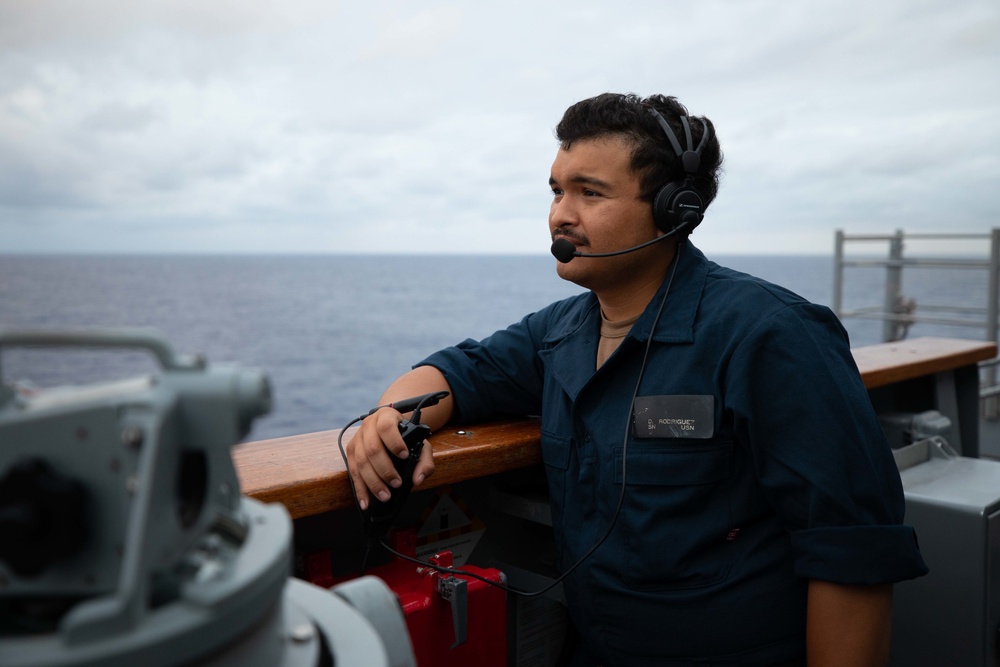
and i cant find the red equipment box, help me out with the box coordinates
[303,530,507,667]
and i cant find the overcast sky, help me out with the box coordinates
[1,0,998,256]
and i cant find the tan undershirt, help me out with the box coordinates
[597,311,640,369]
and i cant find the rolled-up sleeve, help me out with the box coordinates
[728,302,928,584]
[791,525,927,583]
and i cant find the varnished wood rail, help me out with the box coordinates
[233,418,543,519]
[851,337,996,389]
[233,336,997,519]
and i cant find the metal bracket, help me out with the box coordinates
[437,575,468,648]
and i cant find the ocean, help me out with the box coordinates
[0,253,992,442]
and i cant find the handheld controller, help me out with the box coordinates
[364,419,430,538]
[363,391,448,539]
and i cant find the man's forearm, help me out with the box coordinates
[806,580,893,666]
[376,365,455,431]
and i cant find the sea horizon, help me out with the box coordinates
[1,253,993,441]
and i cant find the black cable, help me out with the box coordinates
[335,246,683,597]
[335,416,368,573]
[337,391,447,574]
[505,242,682,596]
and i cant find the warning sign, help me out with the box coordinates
[414,487,486,566]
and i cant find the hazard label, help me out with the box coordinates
[415,487,486,566]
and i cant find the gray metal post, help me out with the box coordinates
[987,228,999,388]
[833,229,845,318]
[883,229,905,342]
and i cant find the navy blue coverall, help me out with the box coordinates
[419,241,927,666]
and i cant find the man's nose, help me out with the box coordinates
[550,195,579,228]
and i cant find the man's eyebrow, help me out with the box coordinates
[548,174,614,189]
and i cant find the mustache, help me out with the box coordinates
[552,230,588,246]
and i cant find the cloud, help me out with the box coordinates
[1,0,998,255]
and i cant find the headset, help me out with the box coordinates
[646,106,712,235]
[551,106,713,264]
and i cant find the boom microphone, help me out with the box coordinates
[550,238,581,263]
[550,220,690,264]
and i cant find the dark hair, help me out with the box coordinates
[555,93,724,210]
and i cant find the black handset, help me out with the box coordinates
[363,418,431,539]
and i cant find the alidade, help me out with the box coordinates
[0,329,415,667]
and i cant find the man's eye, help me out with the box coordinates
[583,189,601,197]
[551,188,563,197]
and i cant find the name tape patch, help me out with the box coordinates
[632,395,715,439]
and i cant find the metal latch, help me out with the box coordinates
[437,575,468,648]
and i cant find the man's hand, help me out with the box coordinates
[343,366,454,511]
[346,406,436,511]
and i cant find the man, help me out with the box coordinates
[347,93,927,666]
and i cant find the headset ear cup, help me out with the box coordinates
[645,108,711,235]
[652,183,678,233]
[652,183,705,234]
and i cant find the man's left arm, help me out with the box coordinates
[806,580,893,667]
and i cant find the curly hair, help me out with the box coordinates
[555,93,724,210]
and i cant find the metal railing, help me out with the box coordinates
[833,228,1000,412]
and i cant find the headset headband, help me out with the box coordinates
[643,103,713,234]
[645,106,710,177]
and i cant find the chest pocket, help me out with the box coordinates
[613,440,735,591]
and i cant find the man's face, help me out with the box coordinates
[548,135,663,290]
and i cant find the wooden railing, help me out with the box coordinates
[851,337,995,388]
[233,337,997,519]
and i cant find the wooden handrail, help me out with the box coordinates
[233,418,542,519]
[851,337,995,388]
[233,336,997,519]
